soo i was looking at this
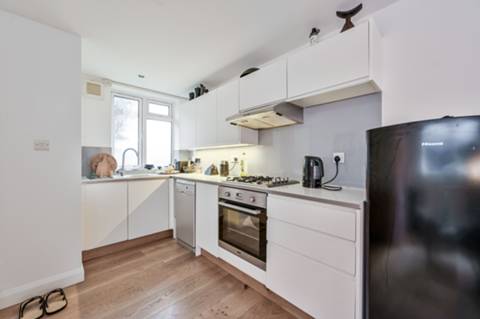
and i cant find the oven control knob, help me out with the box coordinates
[224,191,231,197]
[249,197,256,203]
[236,193,242,198]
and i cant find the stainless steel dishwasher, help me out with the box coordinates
[174,179,196,250]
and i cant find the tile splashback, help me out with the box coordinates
[194,94,381,187]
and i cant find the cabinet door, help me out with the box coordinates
[83,182,128,250]
[195,182,219,256]
[195,91,217,148]
[216,80,240,145]
[239,59,287,110]
[128,179,169,239]
[267,243,355,319]
[177,100,196,150]
[288,22,369,99]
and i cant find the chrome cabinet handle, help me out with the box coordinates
[218,202,262,216]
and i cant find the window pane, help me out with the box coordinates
[112,96,139,168]
[148,102,169,116]
[146,119,171,167]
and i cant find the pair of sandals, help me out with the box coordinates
[18,289,68,319]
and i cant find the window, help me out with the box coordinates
[112,93,172,170]
[112,95,140,168]
[148,102,170,116]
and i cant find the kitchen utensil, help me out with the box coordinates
[175,160,189,173]
[303,156,324,188]
[90,153,117,178]
[204,164,219,176]
[220,160,229,177]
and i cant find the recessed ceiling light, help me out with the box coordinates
[138,74,145,79]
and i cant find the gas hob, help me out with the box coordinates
[225,176,300,188]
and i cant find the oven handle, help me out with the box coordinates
[218,202,263,216]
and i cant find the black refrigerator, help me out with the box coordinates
[366,116,480,319]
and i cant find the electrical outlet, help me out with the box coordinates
[34,139,50,151]
[333,152,345,164]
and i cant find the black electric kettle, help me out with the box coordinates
[303,156,324,188]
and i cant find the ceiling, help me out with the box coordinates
[0,0,397,97]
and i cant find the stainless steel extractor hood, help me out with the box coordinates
[226,102,303,130]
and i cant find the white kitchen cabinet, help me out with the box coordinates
[288,20,382,107]
[267,243,356,319]
[195,182,219,256]
[177,83,257,150]
[268,218,356,275]
[267,194,356,241]
[177,98,197,150]
[195,91,217,148]
[82,182,128,250]
[128,179,169,239]
[239,59,287,111]
[216,80,258,146]
[266,195,362,319]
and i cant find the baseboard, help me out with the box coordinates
[201,249,313,319]
[82,229,173,262]
[0,266,84,310]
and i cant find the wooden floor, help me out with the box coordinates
[0,239,295,319]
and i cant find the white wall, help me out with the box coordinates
[81,75,112,147]
[373,0,480,125]
[0,10,83,309]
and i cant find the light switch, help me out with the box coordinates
[34,139,50,151]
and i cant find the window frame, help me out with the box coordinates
[111,91,174,170]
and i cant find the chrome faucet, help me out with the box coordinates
[119,148,139,176]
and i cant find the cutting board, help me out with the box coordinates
[90,153,117,178]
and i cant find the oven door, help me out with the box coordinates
[218,200,267,270]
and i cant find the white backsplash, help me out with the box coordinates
[195,94,381,187]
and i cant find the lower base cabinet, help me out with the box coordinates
[128,179,169,239]
[82,178,170,250]
[195,182,219,256]
[266,195,360,319]
[266,243,356,319]
[82,182,128,250]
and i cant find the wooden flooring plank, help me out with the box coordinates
[147,274,241,319]
[0,239,299,319]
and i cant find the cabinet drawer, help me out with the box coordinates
[268,218,355,275]
[239,59,287,110]
[266,243,355,319]
[268,195,356,241]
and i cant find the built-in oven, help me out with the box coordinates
[218,186,267,270]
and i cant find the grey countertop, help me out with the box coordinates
[82,173,365,209]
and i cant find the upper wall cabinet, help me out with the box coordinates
[239,59,287,111]
[287,20,382,107]
[177,82,258,150]
[216,80,258,147]
[177,98,197,150]
[195,91,218,148]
